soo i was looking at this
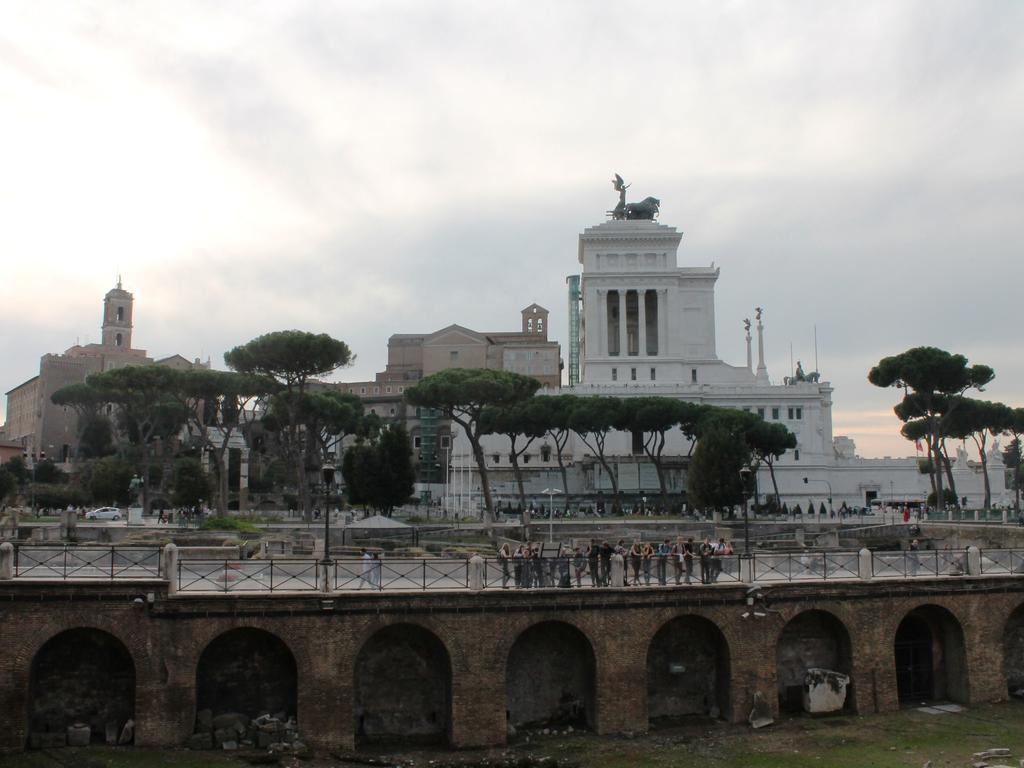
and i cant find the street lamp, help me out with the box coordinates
[802,477,833,520]
[739,466,753,556]
[541,488,563,542]
[321,464,335,570]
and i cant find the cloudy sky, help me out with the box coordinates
[2,0,1022,458]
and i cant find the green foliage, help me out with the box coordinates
[3,456,28,484]
[341,424,415,512]
[32,460,65,484]
[32,483,88,509]
[171,458,211,508]
[687,425,751,511]
[78,413,115,458]
[745,420,797,462]
[81,457,136,506]
[0,466,16,503]
[200,516,260,533]
[223,330,352,388]
[928,488,958,507]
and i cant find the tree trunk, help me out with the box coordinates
[767,458,781,507]
[468,435,494,531]
[939,440,958,506]
[213,450,229,517]
[930,426,944,512]
[510,451,526,511]
[973,435,991,510]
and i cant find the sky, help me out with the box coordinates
[1,0,1022,459]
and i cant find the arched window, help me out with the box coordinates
[116,306,124,322]
[115,333,123,347]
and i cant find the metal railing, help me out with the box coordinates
[13,545,162,579]
[753,551,859,582]
[332,557,470,591]
[871,550,965,578]
[176,559,320,593]
[978,549,1024,575]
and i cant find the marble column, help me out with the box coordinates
[618,290,627,359]
[596,289,606,357]
[658,289,668,358]
[637,289,647,358]
[756,317,769,383]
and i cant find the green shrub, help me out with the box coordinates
[200,516,261,534]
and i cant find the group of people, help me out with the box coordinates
[495,537,735,589]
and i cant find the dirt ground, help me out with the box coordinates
[3,700,1024,768]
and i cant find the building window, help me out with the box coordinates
[523,454,530,464]
[115,333,122,347]
[756,407,764,419]
[360,387,366,395]
[440,435,450,448]
[385,386,392,393]
[794,449,800,461]
[527,318,534,332]
[796,407,803,420]
[611,368,617,381]
[450,350,459,362]
[414,436,422,448]
[116,307,124,321]
[398,387,404,393]
[630,367,637,381]
[541,445,551,461]
[788,407,794,419]
[772,407,779,420]
[493,454,500,464]
[650,367,656,381]
[389,408,395,416]
[691,368,698,383]
[631,430,644,455]
[538,317,544,333]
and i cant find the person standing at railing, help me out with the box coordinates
[710,538,726,583]
[513,545,525,588]
[671,540,683,585]
[572,546,586,588]
[586,542,600,587]
[641,542,654,585]
[681,538,695,584]
[614,540,628,586]
[628,542,642,586]
[599,541,613,587]
[699,537,713,584]
[908,538,920,576]
[497,543,512,589]
[656,539,671,585]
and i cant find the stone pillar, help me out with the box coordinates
[162,544,178,594]
[755,316,768,383]
[637,290,647,358]
[658,289,668,358]
[238,449,250,514]
[0,541,13,579]
[739,555,754,584]
[745,325,753,372]
[858,547,873,580]
[610,553,624,587]
[596,289,606,357]
[966,545,981,575]
[618,290,627,359]
[468,554,484,591]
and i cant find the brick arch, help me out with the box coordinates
[892,602,969,704]
[505,619,597,730]
[1001,599,1024,695]
[774,608,855,715]
[195,627,298,723]
[646,613,731,722]
[348,617,460,674]
[352,621,452,745]
[23,626,138,748]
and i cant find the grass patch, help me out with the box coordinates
[199,516,261,534]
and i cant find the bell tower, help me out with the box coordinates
[101,277,134,349]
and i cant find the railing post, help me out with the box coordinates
[740,554,754,584]
[858,548,872,581]
[966,546,982,575]
[468,554,484,592]
[0,542,13,580]
[162,544,178,594]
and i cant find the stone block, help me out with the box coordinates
[188,732,214,750]
[105,721,119,745]
[802,668,850,714]
[195,708,213,732]
[213,727,235,747]
[212,712,248,731]
[222,740,238,750]
[66,723,91,747]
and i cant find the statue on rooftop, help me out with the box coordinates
[608,173,660,220]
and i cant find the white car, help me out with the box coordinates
[86,507,122,521]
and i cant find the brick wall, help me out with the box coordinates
[1,579,1023,753]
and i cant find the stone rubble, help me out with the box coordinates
[190,708,305,754]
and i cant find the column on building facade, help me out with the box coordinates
[657,289,669,358]
[637,289,647,358]
[618,289,627,359]
[596,289,606,356]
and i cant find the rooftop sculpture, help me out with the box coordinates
[608,174,661,220]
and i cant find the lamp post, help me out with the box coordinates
[541,488,562,542]
[321,464,335,568]
[739,466,753,556]
[802,477,833,520]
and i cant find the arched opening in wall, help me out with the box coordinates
[647,615,730,724]
[894,605,968,705]
[1002,603,1024,695]
[195,629,297,733]
[354,624,451,746]
[775,610,854,716]
[506,621,595,731]
[28,628,135,747]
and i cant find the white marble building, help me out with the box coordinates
[448,215,1006,513]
